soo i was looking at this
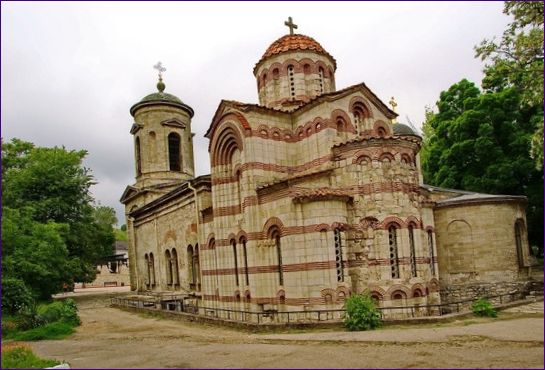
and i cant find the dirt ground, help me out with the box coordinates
[28,292,544,369]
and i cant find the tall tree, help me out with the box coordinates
[421,80,543,250]
[475,1,544,168]
[2,139,115,298]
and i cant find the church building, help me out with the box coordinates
[121,19,538,320]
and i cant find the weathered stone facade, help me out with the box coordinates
[121,30,540,321]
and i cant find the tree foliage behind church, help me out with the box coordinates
[475,1,544,168]
[420,80,543,251]
[2,139,115,299]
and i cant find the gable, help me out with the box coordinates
[119,185,140,204]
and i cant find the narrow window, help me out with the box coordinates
[334,228,344,282]
[409,225,417,277]
[288,65,295,99]
[232,240,239,286]
[149,252,156,286]
[236,170,242,207]
[144,253,150,287]
[389,225,400,278]
[427,230,435,276]
[272,230,283,285]
[515,220,525,267]
[318,67,324,94]
[194,245,200,291]
[168,132,181,171]
[172,248,179,285]
[187,245,194,288]
[165,249,173,285]
[135,137,142,176]
[242,238,249,286]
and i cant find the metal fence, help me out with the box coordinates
[111,291,527,325]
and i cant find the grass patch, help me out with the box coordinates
[6,321,75,341]
[1,342,60,368]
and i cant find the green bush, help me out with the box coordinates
[472,298,497,318]
[344,292,382,331]
[1,277,34,315]
[8,321,76,341]
[1,343,60,368]
[37,298,80,325]
[13,305,46,331]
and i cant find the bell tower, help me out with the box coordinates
[129,62,195,189]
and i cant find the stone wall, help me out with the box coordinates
[434,200,537,304]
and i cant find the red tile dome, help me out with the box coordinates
[254,34,336,74]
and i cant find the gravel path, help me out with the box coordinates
[28,294,544,368]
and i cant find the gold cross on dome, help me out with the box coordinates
[389,96,398,112]
[284,16,298,35]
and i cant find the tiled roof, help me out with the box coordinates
[254,34,337,72]
[291,187,352,202]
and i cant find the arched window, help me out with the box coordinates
[168,132,181,171]
[194,245,200,291]
[172,248,179,285]
[427,230,435,276]
[318,67,324,94]
[388,225,400,278]
[241,238,249,286]
[352,104,368,133]
[271,229,283,285]
[135,137,142,176]
[303,64,311,74]
[336,117,347,139]
[232,240,239,286]
[334,228,345,282]
[149,252,156,286]
[377,127,387,137]
[187,245,194,288]
[515,219,525,267]
[272,68,279,79]
[288,64,295,99]
[408,225,417,278]
[144,253,150,287]
[165,249,173,285]
[392,290,406,301]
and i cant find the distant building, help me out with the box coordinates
[120,20,541,320]
[78,241,130,288]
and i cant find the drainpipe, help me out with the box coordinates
[187,180,201,287]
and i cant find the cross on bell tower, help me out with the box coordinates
[284,16,298,35]
[153,61,167,92]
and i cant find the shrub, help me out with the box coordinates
[1,342,60,368]
[13,305,46,331]
[344,292,382,331]
[37,298,80,325]
[9,321,76,341]
[1,277,34,315]
[472,298,497,318]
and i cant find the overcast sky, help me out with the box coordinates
[2,1,510,225]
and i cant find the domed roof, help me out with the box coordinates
[254,34,337,74]
[130,80,194,117]
[139,91,183,105]
[392,123,417,136]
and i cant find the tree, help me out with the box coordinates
[2,139,115,298]
[2,207,72,300]
[421,80,543,251]
[475,1,544,168]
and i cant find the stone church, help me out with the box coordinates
[121,20,538,319]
